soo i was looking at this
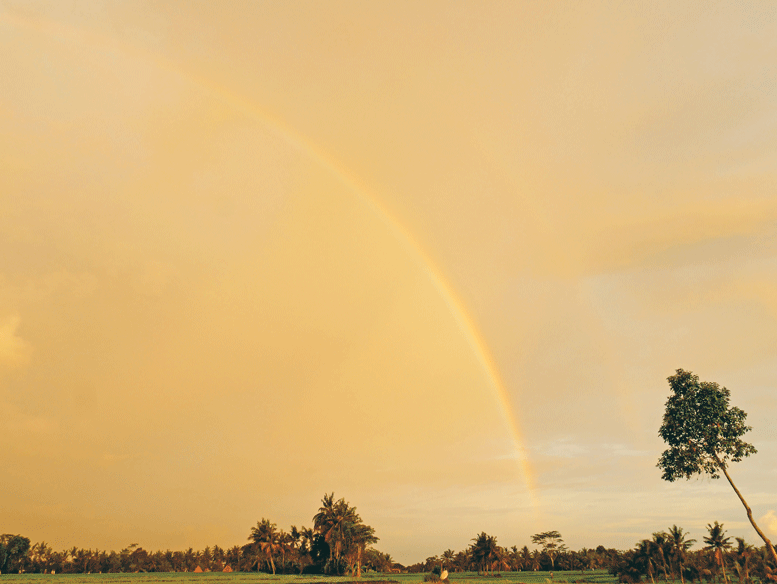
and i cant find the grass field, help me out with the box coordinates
[0,571,617,584]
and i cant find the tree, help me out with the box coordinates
[732,537,755,584]
[470,533,499,574]
[454,550,470,572]
[342,521,378,577]
[363,549,393,573]
[648,532,673,582]
[704,522,732,584]
[531,531,566,570]
[0,535,31,574]
[314,493,349,572]
[313,493,377,576]
[657,369,777,565]
[507,546,522,571]
[634,539,658,584]
[667,525,696,584]
[30,541,53,573]
[249,518,281,574]
[442,549,456,570]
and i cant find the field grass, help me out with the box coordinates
[0,570,617,584]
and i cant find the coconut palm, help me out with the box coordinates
[508,546,523,571]
[704,522,732,584]
[732,538,754,584]
[470,532,499,575]
[442,549,456,570]
[278,530,296,572]
[652,532,673,581]
[454,550,470,572]
[343,520,378,576]
[313,493,355,573]
[668,525,696,584]
[249,518,281,574]
[635,539,658,584]
[313,493,376,575]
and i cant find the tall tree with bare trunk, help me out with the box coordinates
[657,369,777,565]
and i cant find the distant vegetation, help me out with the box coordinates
[0,494,385,576]
[407,525,777,584]
[3,519,776,583]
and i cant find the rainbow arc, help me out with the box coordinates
[2,8,537,504]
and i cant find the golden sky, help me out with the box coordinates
[2,1,777,563]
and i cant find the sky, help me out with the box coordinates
[1,0,777,565]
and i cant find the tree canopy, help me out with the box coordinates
[313,493,377,575]
[0,534,31,575]
[657,369,756,481]
[657,369,776,565]
[531,531,566,570]
[470,532,500,574]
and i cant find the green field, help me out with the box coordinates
[0,571,617,584]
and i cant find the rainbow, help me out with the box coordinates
[1,8,538,503]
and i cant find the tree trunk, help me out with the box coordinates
[716,455,777,566]
[357,545,362,578]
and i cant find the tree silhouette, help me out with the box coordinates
[667,525,696,584]
[531,531,566,570]
[470,532,499,574]
[313,493,376,575]
[732,537,755,584]
[634,539,658,584]
[249,518,281,574]
[442,549,455,570]
[704,521,732,584]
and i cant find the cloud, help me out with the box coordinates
[0,314,31,371]
[761,510,777,537]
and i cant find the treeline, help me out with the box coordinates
[407,524,777,584]
[610,524,777,584]
[4,516,777,582]
[0,493,392,576]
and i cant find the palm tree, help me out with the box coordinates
[635,539,658,584]
[314,493,352,573]
[454,550,470,573]
[442,549,456,571]
[295,525,316,573]
[494,546,509,572]
[344,520,378,576]
[31,541,53,573]
[704,522,732,584]
[652,532,672,581]
[226,546,242,571]
[470,532,499,575]
[732,538,754,584]
[249,518,281,574]
[313,493,375,575]
[668,525,696,584]
[277,530,296,573]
